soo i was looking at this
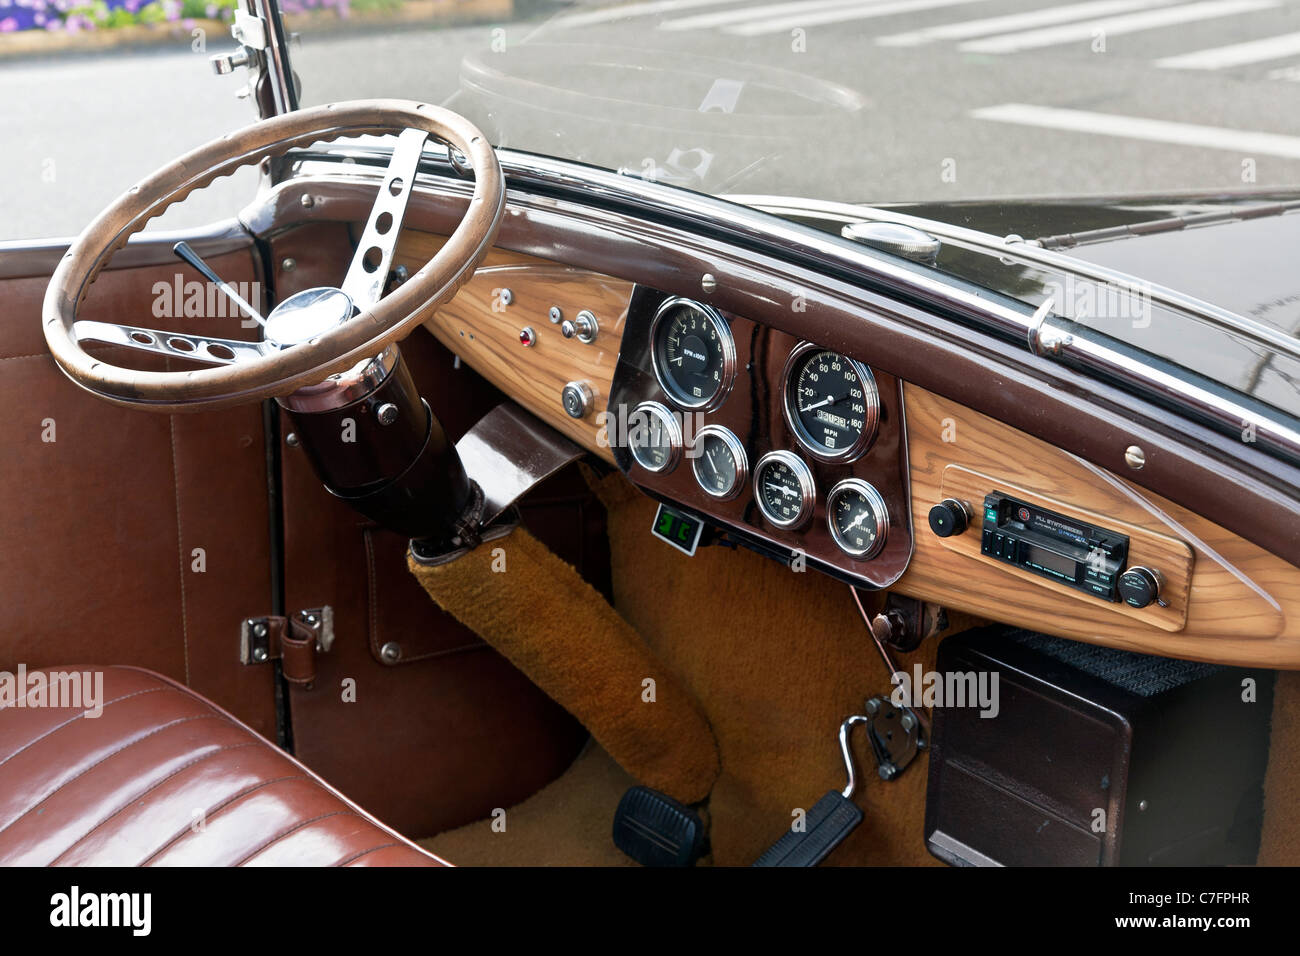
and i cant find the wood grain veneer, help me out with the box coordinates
[398,233,631,462]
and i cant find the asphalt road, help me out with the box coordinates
[4,0,1300,240]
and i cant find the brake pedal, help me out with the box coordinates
[612,786,706,867]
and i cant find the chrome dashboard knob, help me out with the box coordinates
[561,381,593,419]
[560,310,599,344]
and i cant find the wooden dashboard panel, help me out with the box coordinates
[396,232,631,462]
[899,384,1300,667]
[397,231,1300,667]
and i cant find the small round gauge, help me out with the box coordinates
[826,478,889,559]
[651,297,737,411]
[752,450,816,529]
[782,342,880,462]
[690,425,748,500]
[627,401,682,474]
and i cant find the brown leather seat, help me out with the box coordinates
[0,665,446,866]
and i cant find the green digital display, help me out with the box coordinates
[651,504,704,556]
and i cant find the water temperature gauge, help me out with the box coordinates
[753,450,816,529]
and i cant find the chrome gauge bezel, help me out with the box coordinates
[650,296,737,412]
[690,424,749,501]
[627,400,683,474]
[752,449,817,529]
[781,341,881,464]
[826,478,890,560]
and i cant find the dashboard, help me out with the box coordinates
[395,227,1300,669]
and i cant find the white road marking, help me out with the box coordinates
[877,0,1181,47]
[551,0,744,29]
[959,0,1278,54]
[1156,30,1300,69]
[721,0,999,37]
[971,102,1300,159]
[659,0,878,32]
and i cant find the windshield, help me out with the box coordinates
[290,0,1300,201]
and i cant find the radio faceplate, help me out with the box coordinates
[980,493,1130,602]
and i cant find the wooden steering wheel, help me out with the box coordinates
[43,99,504,413]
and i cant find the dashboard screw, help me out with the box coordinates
[701,273,717,293]
[1124,445,1146,470]
[285,432,299,447]
[300,194,315,209]
[281,257,296,273]
[380,642,402,664]
[548,306,563,324]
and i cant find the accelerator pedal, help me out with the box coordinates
[752,714,874,867]
[612,786,706,867]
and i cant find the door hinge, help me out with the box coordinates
[240,606,333,689]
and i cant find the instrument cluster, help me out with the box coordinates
[608,287,912,588]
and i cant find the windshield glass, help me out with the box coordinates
[290,0,1300,201]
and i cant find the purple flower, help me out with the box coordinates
[0,15,17,30]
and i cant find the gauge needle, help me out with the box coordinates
[845,511,869,533]
[802,395,837,411]
[767,483,798,499]
[707,447,719,473]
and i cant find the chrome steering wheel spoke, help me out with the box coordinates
[72,320,268,366]
[340,128,430,312]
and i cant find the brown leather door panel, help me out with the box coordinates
[0,230,277,736]
[277,317,592,838]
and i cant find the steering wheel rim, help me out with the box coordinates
[43,99,505,413]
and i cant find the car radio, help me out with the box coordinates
[979,493,1129,602]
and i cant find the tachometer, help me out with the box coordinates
[752,450,816,529]
[782,342,880,462]
[826,478,889,559]
[651,297,737,411]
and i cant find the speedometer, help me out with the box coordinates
[651,297,737,411]
[782,342,880,462]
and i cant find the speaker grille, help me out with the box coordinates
[1007,629,1220,697]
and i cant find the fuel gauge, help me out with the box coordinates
[691,425,748,500]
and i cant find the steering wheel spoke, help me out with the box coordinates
[340,127,430,313]
[73,320,267,366]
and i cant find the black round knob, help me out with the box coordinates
[1118,567,1161,608]
[928,498,970,538]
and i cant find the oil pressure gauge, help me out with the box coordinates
[826,478,889,559]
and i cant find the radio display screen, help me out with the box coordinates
[1026,544,1075,579]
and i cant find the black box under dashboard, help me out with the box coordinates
[924,626,1274,866]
